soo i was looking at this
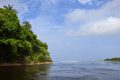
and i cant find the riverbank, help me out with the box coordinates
[0,62,53,67]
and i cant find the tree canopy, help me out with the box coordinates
[3,5,17,14]
[0,6,52,63]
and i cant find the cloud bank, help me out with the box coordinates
[65,0,120,36]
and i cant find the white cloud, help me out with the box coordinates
[65,0,120,36]
[79,17,120,36]
[78,0,92,4]
[66,9,86,23]
[66,17,120,36]
[40,0,59,10]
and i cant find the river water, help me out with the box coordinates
[0,61,120,80]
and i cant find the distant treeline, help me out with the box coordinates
[105,57,120,61]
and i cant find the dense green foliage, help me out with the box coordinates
[105,57,120,61]
[0,6,52,63]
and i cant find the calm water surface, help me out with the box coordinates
[0,61,120,80]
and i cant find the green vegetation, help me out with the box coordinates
[104,57,120,61]
[0,5,52,63]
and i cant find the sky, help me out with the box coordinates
[0,0,120,62]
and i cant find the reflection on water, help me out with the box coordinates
[0,62,120,80]
[0,64,51,80]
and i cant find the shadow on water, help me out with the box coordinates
[0,64,51,80]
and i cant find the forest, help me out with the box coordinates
[0,5,52,63]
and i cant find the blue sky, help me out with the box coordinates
[0,0,120,61]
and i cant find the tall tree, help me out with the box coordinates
[3,4,17,13]
[23,21,32,30]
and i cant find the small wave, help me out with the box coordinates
[50,75,98,80]
[60,61,81,63]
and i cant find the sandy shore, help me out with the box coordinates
[0,62,53,67]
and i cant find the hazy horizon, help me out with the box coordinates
[0,0,120,61]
